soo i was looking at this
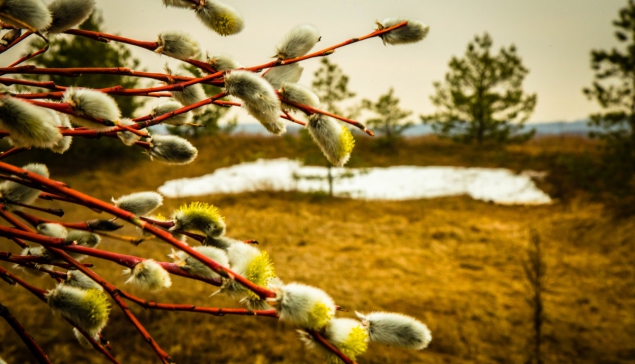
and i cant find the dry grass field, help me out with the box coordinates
[0,134,633,364]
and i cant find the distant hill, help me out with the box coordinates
[229,119,597,136]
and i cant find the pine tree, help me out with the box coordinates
[362,87,412,140]
[422,33,536,145]
[581,0,635,214]
[311,58,357,118]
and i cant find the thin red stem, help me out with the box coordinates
[8,44,49,68]
[0,31,33,55]
[0,302,53,364]
[0,162,276,299]
[0,147,30,160]
[307,330,358,364]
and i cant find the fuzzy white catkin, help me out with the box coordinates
[307,114,354,167]
[378,18,429,45]
[169,69,207,115]
[300,318,369,362]
[280,83,320,111]
[116,118,140,146]
[162,0,191,9]
[195,0,244,36]
[207,54,241,72]
[124,259,172,292]
[46,0,95,34]
[156,30,200,60]
[37,223,68,239]
[275,24,320,60]
[356,311,432,350]
[270,282,336,330]
[0,163,49,208]
[112,191,163,216]
[63,88,121,129]
[46,285,110,336]
[263,63,303,90]
[151,101,193,126]
[48,112,73,154]
[0,0,52,31]
[0,96,63,149]
[203,235,242,250]
[173,246,229,279]
[65,230,101,261]
[148,134,198,165]
[224,70,286,135]
[64,270,102,291]
[13,246,54,277]
[226,242,261,276]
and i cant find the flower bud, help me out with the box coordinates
[263,63,303,89]
[48,113,73,154]
[116,118,140,146]
[377,18,429,45]
[280,83,320,111]
[112,191,163,216]
[224,70,285,135]
[46,285,111,336]
[63,88,121,130]
[156,30,200,60]
[13,246,54,277]
[65,230,101,261]
[171,202,225,238]
[151,101,193,126]
[171,246,229,279]
[0,163,49,209]
[0,29,22,46]
[268,282,335,331]
[148,134,198,165]
[355,311,432,350]
[37,223,68,239]
[162,0,191,9]
[307,114,355,167]
[195,0,244,36]
[124,259,172,292]
[64,270,102,291]
[222,243,276,306]
[202,235,242,250]
[0,0,52,31]
[300,318,369,364]
[46,0,95,34]
[168,69,207,114]
[207,54,241,72]
[275,24,320,60]
[0,96,63,149]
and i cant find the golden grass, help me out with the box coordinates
[0,134,633,364]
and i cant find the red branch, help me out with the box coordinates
[307,330,358,364]
[0,302,53,364]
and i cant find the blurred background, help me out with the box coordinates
[0,0,634,363]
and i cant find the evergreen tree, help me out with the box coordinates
[581,0,635,214]
[362,87,412,140]
[27,11,145,117]
[311,58,358,118]
[422,33,536,145]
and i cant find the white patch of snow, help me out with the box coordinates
[158,159,552,205]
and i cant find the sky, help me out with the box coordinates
[0,0,627,123]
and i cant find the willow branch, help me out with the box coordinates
[0,302,52,364]
[8,44,49,68]
[307,330,358,364]
[0,162,275,299]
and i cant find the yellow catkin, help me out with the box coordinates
[245,251,276,299]
[82,289,111,327]
[338,126,355,158]
[177,202,224,226]
[306,302,333,331]
[334,326,369,363]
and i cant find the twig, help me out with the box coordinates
[0,302,53,364]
